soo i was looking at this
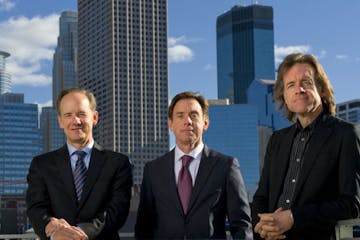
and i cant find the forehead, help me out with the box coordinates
[60,92,90,109]
[173,98,203,112]
[284,63,314,81]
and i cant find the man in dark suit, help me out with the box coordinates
[251,53,360,240]
[26,87,133,240]
[135,91,253,239]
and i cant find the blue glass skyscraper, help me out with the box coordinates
[216,5,275,104]
[0,93,42,194]
[203,103,259,199]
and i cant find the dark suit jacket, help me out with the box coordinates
[135,145,253,239]
[26,143,133,240]
[251,115,360,240]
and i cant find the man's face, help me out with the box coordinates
[58,92,98,148]
[283,63,323,118]
[168,98,209,149]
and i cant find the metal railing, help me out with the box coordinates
[0,232,134,240]
[0,233,38,240]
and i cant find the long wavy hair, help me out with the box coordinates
[274,53,336,122]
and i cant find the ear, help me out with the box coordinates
[93,111,99,126]
[168,118,173,132]
[203,117,209,131]
[58,115,64,129]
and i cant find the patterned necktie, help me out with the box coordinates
[177,155,194,214]
[73,151,87,201]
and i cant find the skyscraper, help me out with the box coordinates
[53,11,78,104]
[203,102,259,199]
[41,11,79,152]
[78,0,169,185]
[216,5,275,104]
[0,93,42,194]
[0,51,11,95]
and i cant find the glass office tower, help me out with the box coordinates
[78,0,169,185]
[203,103,259,199]
[0,93,42,194]
[217,5,275,104]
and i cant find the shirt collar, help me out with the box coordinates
[174,142,204,162]
[67,140,94,156]
[295,111,324,132]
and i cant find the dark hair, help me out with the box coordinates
[168,91,209,120]
[274,53,336,122]
[56,87,97,115]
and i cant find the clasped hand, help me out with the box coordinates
[45,217,88,240]
[254,208,294,240]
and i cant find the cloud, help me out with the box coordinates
[274,45,311,63]
[36,99,53,114]
[168,45,194,63]
[336,54,348,60]
[0,0,15,11]
[0,14,59,86]
[168,36,196,63]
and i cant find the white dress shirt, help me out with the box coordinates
[174,142,204,186]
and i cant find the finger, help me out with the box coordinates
[258,214,275,222]
[262,224,280,232]
[274,207,283,213]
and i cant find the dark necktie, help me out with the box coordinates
[73,151,87,201]
[177,155,194,214]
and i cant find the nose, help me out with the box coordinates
[295,84,306,93]
[72,116,82,124]
[183,115,192,125]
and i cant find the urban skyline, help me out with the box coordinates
[0,0,359,106]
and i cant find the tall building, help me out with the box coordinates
[52,11,78,104]
[41,11,79,152]
[0,51,11,95]
[78,0,169,185]
[247,78,289,130]
[0,93,42,194]
[337,99,360,123]
[216,5,275,104]
[203,102,259,200]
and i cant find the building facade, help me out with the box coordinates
[337,99,360,123]
[0,51,11,95]
[78,0,169,185]
[0,93,42,194]
[203,103,259,199]
[216,5,275,104]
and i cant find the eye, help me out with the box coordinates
[190,113,199,120]
[302,80,313,87]
[63,113,72,118]
[175,113,184,119]
[286,82,295,89]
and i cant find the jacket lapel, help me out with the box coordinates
[164,150,185,215]
[270,125,297,210]
[187,146,217,214]
[55,145,78,207]
[78,142,106,209]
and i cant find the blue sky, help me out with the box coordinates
[0,0,359,109]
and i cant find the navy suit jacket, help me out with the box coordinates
[135,145,253,239]
[251,115,360,240]
[26,143,133,240]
